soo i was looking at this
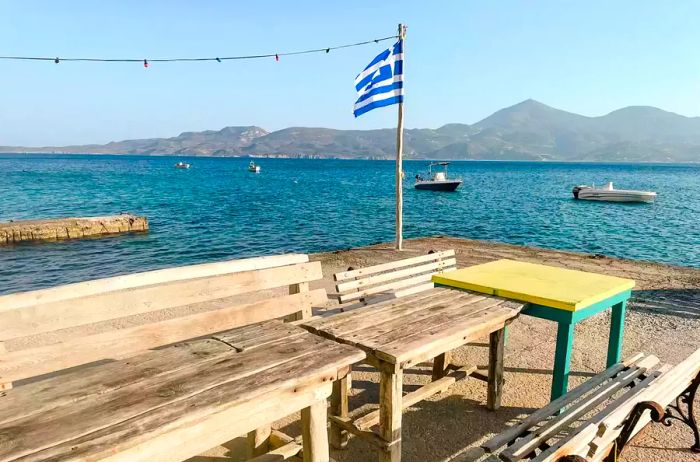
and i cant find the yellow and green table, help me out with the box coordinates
[433,259,635,401]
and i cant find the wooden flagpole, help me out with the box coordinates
[395,23,406,251]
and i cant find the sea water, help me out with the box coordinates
[1,154,699,294]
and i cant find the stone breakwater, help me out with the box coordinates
[0,214,148,245]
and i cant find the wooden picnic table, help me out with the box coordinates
[0,320,364,462]
[303,287,524,462]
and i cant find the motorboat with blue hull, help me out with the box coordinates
[414,162,462,191]
[572,182,656,203]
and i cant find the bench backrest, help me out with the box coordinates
[333,249,456,305]
[0,253,326,389]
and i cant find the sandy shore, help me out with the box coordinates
[192,237,698,462]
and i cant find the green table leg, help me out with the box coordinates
[606,301,627,367]
[551,322,575,401]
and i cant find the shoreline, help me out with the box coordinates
[2,152,699,165]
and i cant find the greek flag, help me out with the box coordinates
[353,40,404,117]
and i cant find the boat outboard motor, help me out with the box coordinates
[572,186,582,199]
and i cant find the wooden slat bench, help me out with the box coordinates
[0,253,334,460]
[333,249,457,309]
[451,348,700,462]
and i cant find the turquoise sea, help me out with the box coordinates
[1,154,699,294]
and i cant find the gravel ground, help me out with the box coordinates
[190,236,700,462]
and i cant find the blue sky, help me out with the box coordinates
[2,1,699,146]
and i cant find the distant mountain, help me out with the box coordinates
[4,100,700,162]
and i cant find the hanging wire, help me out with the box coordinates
[0,35,398,64]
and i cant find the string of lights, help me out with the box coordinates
[0,35,398,67]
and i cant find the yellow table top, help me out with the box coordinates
[432,259,635,312]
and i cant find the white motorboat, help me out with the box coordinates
[175,161,191,169]
[248,161,261,173]
[572,182,656,203]
[414,162,462,191]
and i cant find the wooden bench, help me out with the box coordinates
[333,249,456,309]
[0,253,330,460]
[452,349,700,462]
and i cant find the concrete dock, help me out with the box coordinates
[0,214,148,245]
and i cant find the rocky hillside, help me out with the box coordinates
[4,100,700,162]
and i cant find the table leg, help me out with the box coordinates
[330,374,349,449]
[607,301,627,367]
[551,322,575,401]
[246,426,271,458]
[488,327,506,411]
[432,351,451,381]
[301,400,330,462]
[379,366,403,462]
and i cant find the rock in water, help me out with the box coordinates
[0,214,148,245]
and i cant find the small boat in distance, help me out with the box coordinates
[174,162,191,169]
[572,182,656,203]
[414,162,462,191]
[248,161,261,173]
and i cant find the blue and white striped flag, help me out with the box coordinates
[353,40,404,117]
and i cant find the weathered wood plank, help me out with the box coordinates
[214,321,306,352]
[301,400,330,462]
[330,375,350,449]
[0,338,233,426]
[487,327,506,411]
[355,365,476,431]
[0,289,327,384]
[0,339,362,461]
[334,250,455,281]
[0,332,323,429]
[338,272,435,303]
[247,426,272,458]
[248,440,303,462]
[376,305,519,364]
[305,288,459,338]
[356,296,501,349]
[0,253,308,312]
[379,367,403,462]
[432,351,451,381]
[335,258,457,293]
[0,261,321,340]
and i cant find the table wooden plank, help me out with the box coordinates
[433,260,635,311]
[305,288,463,338]
[376,305,520,364]
[352,295,498,349]
[326,292,482,344]
[0,339,233,427]
[307,288,445,329]
[214,321,306,352]
[10,372,336,462]
[0,324,364,462]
